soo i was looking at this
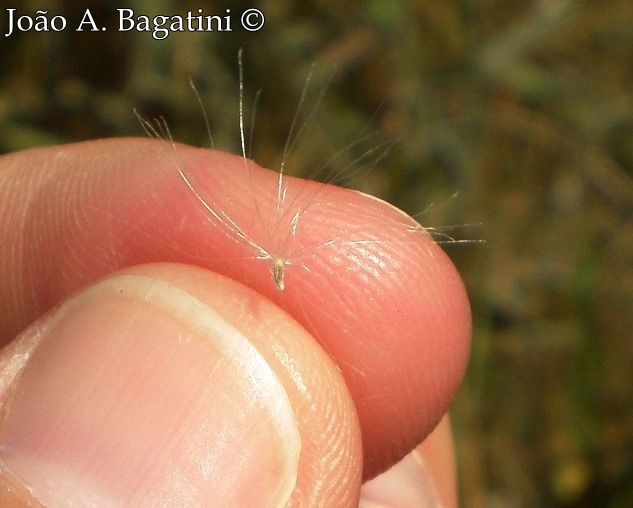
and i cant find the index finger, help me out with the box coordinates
[0,138,471,479]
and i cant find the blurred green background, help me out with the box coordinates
[1,1,632,506]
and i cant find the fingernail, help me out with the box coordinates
[0,274,300,507]
[359,450,441,508]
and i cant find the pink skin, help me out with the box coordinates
[0,138,470,492]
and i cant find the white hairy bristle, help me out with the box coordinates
[134,50,481,293]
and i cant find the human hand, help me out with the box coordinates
[0,139,471,506]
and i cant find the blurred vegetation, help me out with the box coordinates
[1,0,632,506]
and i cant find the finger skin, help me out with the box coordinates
[416,415,458,508]
[0,138,471,479]
[0,264,363,506]
[360,415,457,507]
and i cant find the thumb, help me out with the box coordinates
[0,264,362,507]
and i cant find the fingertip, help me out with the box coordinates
[360,415,458,508]
[0,264,362,506]
[0,139,471,483]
